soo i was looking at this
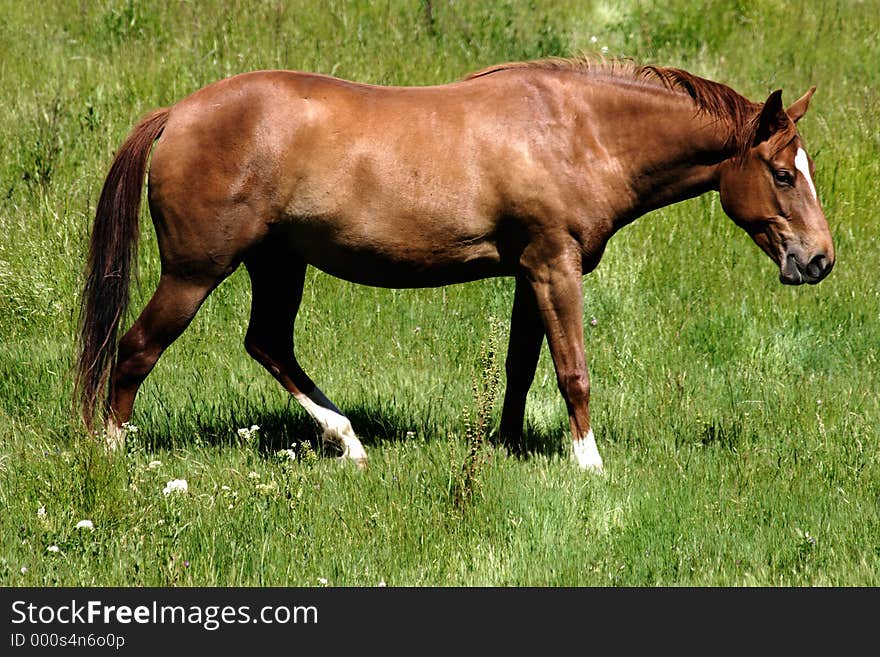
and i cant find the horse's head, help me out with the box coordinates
[718,88,834,285]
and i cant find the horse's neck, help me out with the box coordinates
[586,88,737,224]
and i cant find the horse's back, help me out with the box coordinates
[146,71,522,284]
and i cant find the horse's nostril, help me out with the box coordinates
[807,253,830,280]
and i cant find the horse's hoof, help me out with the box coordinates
[337,454,369,470]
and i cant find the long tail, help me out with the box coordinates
[75,107,169,432]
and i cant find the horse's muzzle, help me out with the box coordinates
[780,251,834,285]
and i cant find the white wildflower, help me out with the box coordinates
[75,519,94,530]
[162,479,188,496]
[121,422,139,434]
[237,425,260,442]
[37,505,46,518]
[147,460,162,470]
[276,448,297,461]
[318,577,328,586]
[47,545,60,553]
[378,580,387,587]
[247,471,260,479]
[20,566,28,574]
[590,35,598,43]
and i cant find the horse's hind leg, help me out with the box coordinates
[107,273,220,449]
[244,254,368,467]
[499,276,545,453]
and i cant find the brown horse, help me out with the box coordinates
[76,58,834,471]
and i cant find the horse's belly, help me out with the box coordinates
[279,219,506,288]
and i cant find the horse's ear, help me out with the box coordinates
[754,89,790,144]
[786,86,816,123]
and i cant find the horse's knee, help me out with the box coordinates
[557,370,590,406]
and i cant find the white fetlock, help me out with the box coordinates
[104,421,126,452]
[573,429,604,473]
[322,430,368,469]
[298,387,368,469]
[339,434,369,470]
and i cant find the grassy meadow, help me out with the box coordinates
[1,0,879,586]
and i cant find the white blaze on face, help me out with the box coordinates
[795,148,817,200]
[573,428,604,473]
[296,387,367,466]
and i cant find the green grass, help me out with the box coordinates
[1,0,879,586]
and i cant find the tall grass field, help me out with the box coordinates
[1,0,878,586]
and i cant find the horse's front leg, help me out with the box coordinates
[524,252,604,472]
[499,275,545,452]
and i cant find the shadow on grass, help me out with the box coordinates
[135,397,568,460]
[136,398,438,453]
[490,420,568,460]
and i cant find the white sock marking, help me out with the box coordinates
[795,148,817,200]
[297,387,368,466]
[573,429,604,473]
[105,420,125,452]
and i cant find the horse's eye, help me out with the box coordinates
[773,170,794,186]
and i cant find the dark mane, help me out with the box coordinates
[465,57,763,155]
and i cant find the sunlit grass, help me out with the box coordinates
[1,0,878,586]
